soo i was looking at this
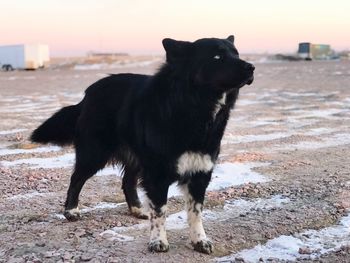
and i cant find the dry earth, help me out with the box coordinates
[0,59,350,262]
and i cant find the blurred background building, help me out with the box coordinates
[298,42,336,60]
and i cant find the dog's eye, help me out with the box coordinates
[213,55,221,60]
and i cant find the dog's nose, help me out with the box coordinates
[245,63,255,71]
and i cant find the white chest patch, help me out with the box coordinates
[176,152,214,175]
[213,92,226,118]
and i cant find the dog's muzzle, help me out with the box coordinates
[245,63,255,85]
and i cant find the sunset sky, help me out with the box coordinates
[1,0,349,57]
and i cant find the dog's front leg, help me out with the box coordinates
[181,172,213,254]
[143,178,170,252]
[148,203,168,252]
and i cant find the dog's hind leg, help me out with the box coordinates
[122,167,149,219]
[64,143,110,221]
[180,172,213,254]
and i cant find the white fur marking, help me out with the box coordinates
[149,205,168,245]
[218,92,227,105]
[66,207,80,215]
[177,152,214,175]
[130,206,142,214]
[188,202,207,243]
[213,92,227,118]
[181,186,207,243]
[130,206,150,218]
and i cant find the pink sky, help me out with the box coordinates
[1,0,349,57]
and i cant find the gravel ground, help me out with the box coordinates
[0,59,349,262]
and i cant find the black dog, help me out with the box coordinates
[31,36,254,254]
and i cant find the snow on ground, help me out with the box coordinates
[1,153,75,169]
[6,191,53,200]
[1,60,349,261]
[0,145,61,156]
[222,127,348,147]
[207,162,269,191]
[0,128,27,135]
[277,133,350,151]
[164,195,290,231]
[222,132,293,144]
[100,195,290,241]
[216,211,350,262]
[50,161,270,219]
[1,148,270,196]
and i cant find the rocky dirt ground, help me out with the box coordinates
[0,59,349,262]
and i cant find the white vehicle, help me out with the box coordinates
[0,44,50,70]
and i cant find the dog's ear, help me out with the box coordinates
[162,38,192,62]
[226,35,235,44]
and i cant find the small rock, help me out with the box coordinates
[75,228,86,237]
[81,253,94,261]
[101,230,115,239]
[63,252,74,260]
[299,247,312,254]
[35,241,46,247]
[44,251,55,258]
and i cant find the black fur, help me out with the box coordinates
[31,103,82,146]
[31,36,254,253]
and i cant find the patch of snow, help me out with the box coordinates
[278,133,350,151]
[208,162,270,191]
[0,103,48,113]
[249,120,280,127]
[100,195,289,239]
[100,230,135,242]
[294,109,346,119]
[106,222,149,234]
[217,212,350,262]
[0,153,75,169]
[52,213,66,220]
[332,71,343,75]
[236,99,259,106]
[165,195,289,231]
[165,162,270,198]
[0,146,61,156]
[282,92,319,97]
[2,152,269,199]
[6,191,51,200]
[165,210,188,230]
[0,129,27,135]
[53,202,126,220]
[302,128,337,136]
[224,195,290,214]
[284,117,320,128]
[80,202,125,213]
[222,132,292,144]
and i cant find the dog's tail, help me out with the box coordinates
[30,102,82,146]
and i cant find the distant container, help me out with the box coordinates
[0,44,50,70]
[298,42,333,60]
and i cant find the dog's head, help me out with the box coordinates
[162,36,254,92]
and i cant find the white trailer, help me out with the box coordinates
[0,44,50,70]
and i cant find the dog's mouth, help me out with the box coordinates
[236,75,254,88]
[246,75,254,85]
[220,74,254,90]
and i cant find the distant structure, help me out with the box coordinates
[298,42,334,60]
[0,44,50,70]
[87,51,129,58]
